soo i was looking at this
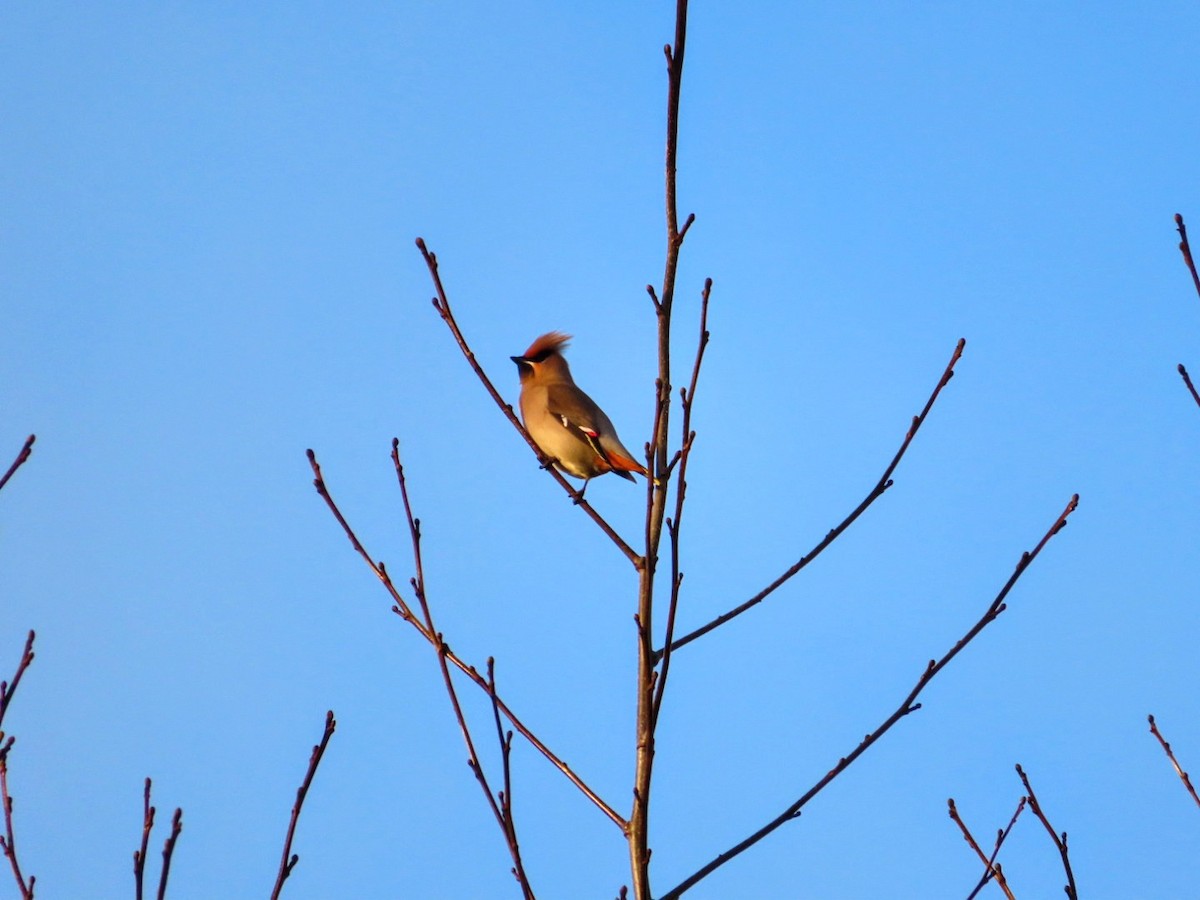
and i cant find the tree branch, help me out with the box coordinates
[1175,213,1200,301]
[156,808,183,900]
[307,447,626,832]
[948,796,1023,900]
[0,436,35,495]
[659,493,1079,899]
[657,337,966,661]
[415,238,642,569]
[1178,364,1200,410]
[1147,714,1200,810]
[1015,764,1076,900]
[133,778,155,900]
[0,632,36,900]
[270,711,337,900]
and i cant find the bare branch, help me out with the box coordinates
[964,797,1026,900]
[156,808,183,900]
[487,659,534,898]
[0,436,35,495]
[414,238,642,569]
[0,761,33,900]
[653,278,712,728]
[948,797,1020,900]
[660,493,1080,899]
[1175,213,1200,301]
[307,447,626,831]
[1015,764,1076,900]
[0,632,35,740]
[1148,714,1200,810]
[1178,364,1200,410]
[658,338,967,660]
[133,778,155,900]
[270,711,337,900]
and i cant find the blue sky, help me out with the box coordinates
[3,3,1200,898]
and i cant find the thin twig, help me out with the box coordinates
[1175,213,1200,301]
[657,338,966,661]
[488,659,533,897]
[1148,714,1200,809]
[0,632,36,900]
[948,797,1020,900]
[1015,764,1076,900]
[307,447,626,831]
[156,808,182,900]
[0,632,35,740]
[0,436,35,495]
[394,449,536,897]
[0,762,33,899]
[653,278,711,728]
[270,711,337,900]
[660,493,1080,899]
[1178,365,1200,410]
[133,778,155,900]
[415,238,642,569]
[965,797,1026,900]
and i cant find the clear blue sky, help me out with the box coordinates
[4,3,1200,898]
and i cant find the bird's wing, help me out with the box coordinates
[545,384,641,481]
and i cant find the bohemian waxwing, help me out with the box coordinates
[511,332,650,487]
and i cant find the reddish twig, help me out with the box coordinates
[156,807,183,900]
[270,711,337,900]
[657,338,966,661]
[653,278,711,728]
[659,493,1079,899]
[1175,214,1200,301]
[964,796,1026,900]
[948,797,1022,900]
[0,436,35,495]
[1015,764,1076,900]
[415,238,642,569]
[0,632,35,741]
[133,778,155,900]
[0,631,36,900]
[1148,714,1200,810]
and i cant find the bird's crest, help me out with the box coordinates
[522,331,572,360]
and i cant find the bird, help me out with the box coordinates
[511,332,650,492]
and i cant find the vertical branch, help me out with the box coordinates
[964,797,1025,900]
[1173,215,1200,407]
[1147,714,1200,809]
[487,659,533,897]
[133,778,155,900]
[631,2,693,897]
[155,808,183,900]
[0,435,35,495]
[0,631,36,900]
[1015,764,1076,900]
[270,711,338,900]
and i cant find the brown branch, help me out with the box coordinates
[0,761,33,900]
[1178,364,1200,410]
[394,448,536,897]
[156,808,183,900]
[660,493,1079,899]
[964,796,1026,900]
[0,632,36,900]
[307,447,626,832]
[1175,213,1200,301]
[0,632,35,740]
[653,277,711,728]
[949,797,1022,900]
[657,337,966,661]
[0,436,35,495]
[1015,764,1076,900]
[415,238,642,569]
[487,659,533,898]
[270,711,337,900]
[1148,714,1200,810]
[133,778,155,900]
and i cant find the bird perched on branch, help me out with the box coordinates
[511,332,651,490]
